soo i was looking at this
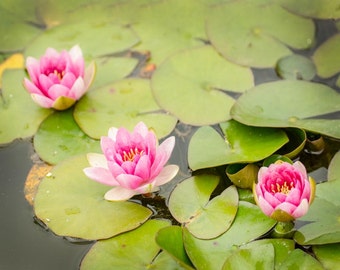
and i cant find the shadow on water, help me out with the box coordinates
[0,140,92,270]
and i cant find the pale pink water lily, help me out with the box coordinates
[253,161,315,222]
[23,45,95,110]
[83,122,179,201]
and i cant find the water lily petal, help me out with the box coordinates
[84,61,96,89]
[104,187,137,201]
[286,187,302,205]
[133,121,149,138]
[70,77,86,99]
[116,173,145,190]
[25,57,40,84]
[275,202,296,215]
[263,191,282,208]
[86,153,108,169]
[60,72,76,88]
[52,96,76,110]
[292,198,309,218]
[83,167,119,186]
[30,93,54,108]
[153,164,179,186]
[108,127,118,140]
[47,84,70,100]
[258,196,275,216]
[150,136,175,178]
[38,74,54,93]
[134,155,151,179]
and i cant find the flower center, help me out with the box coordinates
[53,69,65,80]
[122,147,144,162]
[271,180,294,195]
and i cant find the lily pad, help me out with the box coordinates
[34,154,152,240]
[206,0,314,67]
[328,151,340,181]
[155,226,195,269]
[188,120,288,171]
[313,33,340,78]
[24,20,139,59]
[278,0,340,19]
[231,80,340,139]
[183,201,276,270]
[151,46,253,125]
[222,243,275,270]
[168,175,238,239]
[313,243,340,270]
[278,249,324,270]
[80,219,174,270]
[33,109,101,165]
[276,54,316,80]
[74,78,177,139]
[0,69,52,145]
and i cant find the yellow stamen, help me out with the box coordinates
[270,180,294,195]
[122,148,144,162]
[53,69,65,80]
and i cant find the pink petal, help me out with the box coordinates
[104,187,137,201]
[47,84,71,100]
[133,121,149,138]
[257,167,269,184]
[38,74,54,93]
[150,136,175,178]
[116,173,145,189]
[134,155,151,179]
[86,153,108,169]
[60,72,76,88]
[108,162,127,176]
[300,180,311,201]
[69,77,85,99]
[121,161,136,174]
[263,191,282,208]
[275,202,297,215]
[258,196,275,216]
[292,198,309,219]
[108,127,118,140]
[30,93,54,108]
[26,57,40,84]
[101,136,117,159]
[84,61,96,89]
[286,188,302,205]
[23,78,44,95]
[293,161,308,178]
[152,164,179,186]
[83,167,119,186]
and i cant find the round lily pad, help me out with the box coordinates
[313,243,340,270]
[278,249,324,270]
[151,46,253,125]
[328,151,340,181]
[231,80,340,139]
[276,54,316,80]
[80,219,172,270]
[188,120,288,171]
[0,69,52,145]
[33,109,101,165]
[34,154,152,240]
[207,0,314,67]
[169,175,238,239]
[74,78,177,139]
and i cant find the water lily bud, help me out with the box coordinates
[84,122,179,201]
[253,161,315,222]
[23,45,95,110]
[226,163,259,189]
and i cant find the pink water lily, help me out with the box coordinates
[23,45,95,110]
[83,122,179,201]
[253,161,315,222]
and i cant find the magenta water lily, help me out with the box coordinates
[253,160,315,222]
[23,45,95,110]
[83,122,179,201]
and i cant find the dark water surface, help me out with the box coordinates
[0,140,91,270]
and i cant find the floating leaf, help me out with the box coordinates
[231,80,340,139]
[169,175,238,239]
[34,154,152,240]
[0,69,52,145]
[74,78,177,139]
[276,128,306,159]
[183,201,276,270]
[222,243,275,270]
[155,226,195,269]
[80,219,173,270]
[33,109,101,165]
[207,0,314,67]
[328,151,340,181]
[278,0,340,19]
[313,33,340,78]
[278,249,324,270]
[188,120,288,170]
[276,54,316,80]
[24,20,139,59]
[313,243,340,270]
[151,46,254,125]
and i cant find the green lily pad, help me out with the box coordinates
[151,46,253,125]
[188,120,288,171]
[222,243,275,270]
[294,179,340,245]
[33,109,101,165]
[313,243,340,270]
[328,151,340,181]
[206,0,314,67]
[278,249,324,270]
[80,219,174,270]
[278,0,340,19]
[183,201,276,270]
[155,226,195,269]
[151,251,191,270]
[169,175,238,239]
[231,80,340,139]
[276,128,306,159]
[276,54,316,80]
[34,154,152,240]
[313,33,340,78]
[24,20,139,59]
[90,56,138,90]
[74,78,177,139]
[0,69,52,145]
